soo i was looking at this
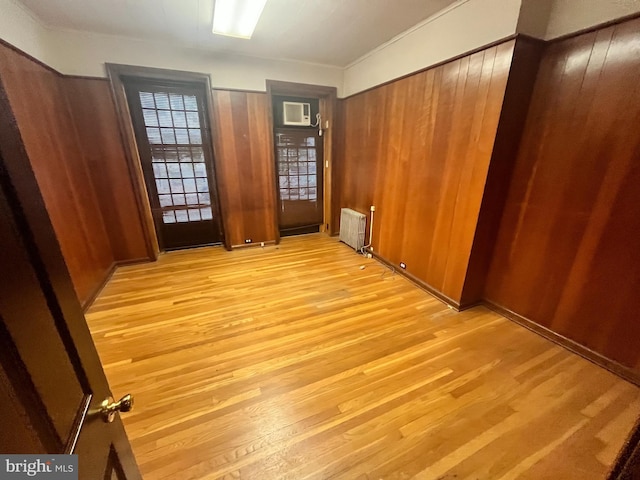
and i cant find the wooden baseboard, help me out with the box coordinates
[81,257,153,312]
[115,257,153,267]
[367,247,639,386]
[81,262,117,312]
[231,240,277,249]
[368,250,462,310]
[484,301,640,387]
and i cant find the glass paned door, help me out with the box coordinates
[275,129,323,230]
[125,81,223,250]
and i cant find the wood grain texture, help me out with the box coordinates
[86,234,640,480]
[485,18,640,374]
[64,77,149,263]
[211,90,278,247]
[461,37,545,306]
[0,43,114,306]
[337,40,515,304]
[0,72,142,477]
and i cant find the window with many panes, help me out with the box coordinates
[139,91,212,224]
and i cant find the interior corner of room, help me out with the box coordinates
[1,0,640,477]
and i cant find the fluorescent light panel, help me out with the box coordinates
[213,0,268,39]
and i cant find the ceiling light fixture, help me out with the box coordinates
[212,0,268,39]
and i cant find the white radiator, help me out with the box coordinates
[339,208,366,251]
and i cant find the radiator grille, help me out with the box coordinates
[339,208,366,251]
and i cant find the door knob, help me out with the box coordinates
[100,394,134,423]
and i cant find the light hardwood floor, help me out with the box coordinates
[86,234,640,479]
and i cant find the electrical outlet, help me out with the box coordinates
[244,239,252,244]
[260,242,265,247]
[399,262,407,269]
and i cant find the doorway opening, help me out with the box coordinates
[107,65,226,255]
[124,80,222,250]
[267,81,337,241]
[272,95,323,237]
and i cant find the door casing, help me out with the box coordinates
[106,64,228,253]
[266,80,337,243]
[123,79,223,250]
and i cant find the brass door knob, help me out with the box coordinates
[100,394,134,423]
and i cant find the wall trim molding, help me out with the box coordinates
[369,250,463,311]
[342,12,640,100]
[0,37,59,76]
[81,257,152,312]
[341,34,518,100]
[212,87,266,95]
[4,10,640,99]
[367,246,640,386]
[484,301,640,387]
[547,10,640,43]
[266,80,338,241]
[105,63,230,253]
[81,262,117,312]
[230,240,277,249]
[345,0,472,70]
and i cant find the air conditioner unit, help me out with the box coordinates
[283,101,311,126]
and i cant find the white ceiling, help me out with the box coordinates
[18,0,457,67]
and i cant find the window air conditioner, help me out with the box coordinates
[283,102,311,126]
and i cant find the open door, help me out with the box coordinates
[0,81,140,478]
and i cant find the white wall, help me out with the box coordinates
[0,0,51,64]
[47,29,344,94]
[516,0,553,38]
[3,0,639,98]
[545,0,640,39]
[0,0,344,95]
[342,0,523,97]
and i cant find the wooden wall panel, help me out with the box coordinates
[0,44,114,306]
[211,90,277,247]
[485,18,640,373]
[461,38,544,306]
[337,41,514,305]
[64,78,149,263]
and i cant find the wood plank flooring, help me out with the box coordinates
[86,234,640,479]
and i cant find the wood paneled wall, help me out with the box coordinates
[0,43,151,307]
[64,78,149,263]
[485,18,640,373]
[337,41,515,305]
[0,39,280,304]
[211,90,277,247]
[0,44,114,306]
[460,38,544,306]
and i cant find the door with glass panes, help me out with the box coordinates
[125,80,223,250]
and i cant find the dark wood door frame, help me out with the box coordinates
[266,80,337,242]
[106,64,229,252]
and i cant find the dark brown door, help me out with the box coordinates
[124,79,223,250]
[0,86,140,478]
[275,128,324,234]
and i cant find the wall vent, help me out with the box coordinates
[339,208,366,251]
